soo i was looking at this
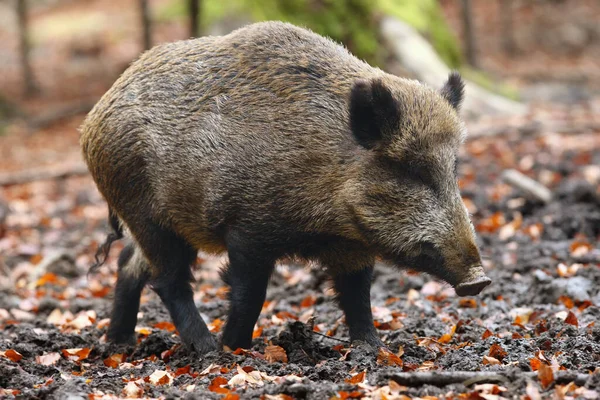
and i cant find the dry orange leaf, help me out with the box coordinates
[265,345,288,363]
[30,254,43,265]
[438,325,457,344]
[530,357,542,371]
[103,353,125,368]
[122,381,143,398]
[36,352,61,366]
[569,239,591,257]
[149,370,173,385]
[208,376,230,394]
[1,349,23,362]
[62,348,91,362]
[252,326,263,339]
[488,343,507,362]
[564,311,578,327]
[334,391,364,400]
[482,356,501,365]
[222,394,240,400]
[481,329,493,340]
[210,318,224,333]
[35,273,63,287]
[153,321,176,332]
[174,365,191,376]
[300,295,316,308]
[345,370,366,384]
[459,298,478,308]
[538,362,554,389]
[377,347,403,367]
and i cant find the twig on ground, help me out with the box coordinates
[501,169,553,203]
[382,370,594,387]
[0,163,89,186]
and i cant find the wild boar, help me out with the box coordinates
[81,21,491,354]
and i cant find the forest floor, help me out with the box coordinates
[1,1,600,399]
[0,101,599,399]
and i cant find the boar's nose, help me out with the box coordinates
[454,266,491,296]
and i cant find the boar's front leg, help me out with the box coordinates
[332,265,384,349]
[221,231,275,351]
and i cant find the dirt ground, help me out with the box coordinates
[1,101,599,399]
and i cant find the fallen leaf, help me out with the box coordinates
[481,329,493,340]
[345,370,366,384]
[36,352,61,366]
[148,369,173,385]
[569,239,591,257]
[488,343,508,362]
[377,347,403,367]
[174,365,191,376]
[564,311,578,327]
[199,363,220,376]
[538,362,554,389]
[252,326,263,339]
[438,325,457,344]
[153,321,176,332]
[459,298,478,308]
[300,295,316,307]
[0,349,23,362]
[482,356,501,365]
[530,357,542,371]
[61,348,91,362]
[103,353,125,368]
[208,376,230,394]
[122,381,143,398]
[209,318,224,333]
[265,345,288,363]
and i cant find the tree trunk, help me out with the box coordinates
[500,0,516,55]
[16,0,37,97]
[461,0,478,68]
[188,0,201,38]
[139,0,152,50]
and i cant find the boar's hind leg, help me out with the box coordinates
[221,232,275,351]
[332,266,384,349]
[132,221,217,354]
[107,243,149,344]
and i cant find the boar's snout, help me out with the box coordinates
[454,265,491,296]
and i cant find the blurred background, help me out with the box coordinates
[1,0,600,178]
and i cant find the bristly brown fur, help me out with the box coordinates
[80,21,487,352]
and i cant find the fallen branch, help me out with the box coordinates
[502,169,553,203]
[0,162,89,186]
[27,101,96,130]
[382,370,594,387]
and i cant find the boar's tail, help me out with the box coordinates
[89,207,124,275]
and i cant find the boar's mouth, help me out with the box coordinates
[391,244,491,297]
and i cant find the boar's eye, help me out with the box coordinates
[396,161,436,189]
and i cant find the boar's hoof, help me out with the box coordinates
[454,276,492,297]
[190,335,218,354]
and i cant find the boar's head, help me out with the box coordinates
[346,72,490,296]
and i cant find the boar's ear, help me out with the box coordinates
[440,71,465,110]
[349,78,401,149]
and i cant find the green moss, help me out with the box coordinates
[156,0,381,64]
[156,0,459,68]
[378,0,462,68]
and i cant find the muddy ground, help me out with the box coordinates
[0,104,599,399]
